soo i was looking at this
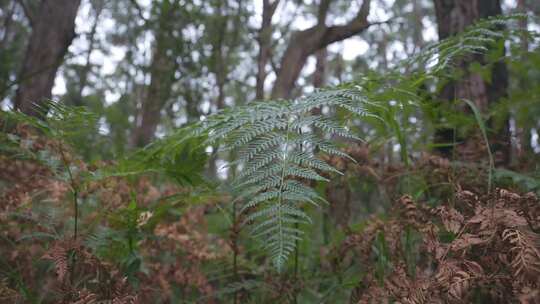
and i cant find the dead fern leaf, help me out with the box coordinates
[517,286,540,304]
[385,265,429,304]
[0,279,21,303]
[71,290,98,304]
[435,206,464,234]
[397,195,423,227]
[436,260,484,302]
[42,240,78,283]
[450,233,486,252]
[502,228,540,284]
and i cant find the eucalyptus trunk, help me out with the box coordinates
[14,0,81,117]
[433,0,510,165]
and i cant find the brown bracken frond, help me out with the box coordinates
[347,188,540,303]
[42,239,79,283]
[503,228,540,284]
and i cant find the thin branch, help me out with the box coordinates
[321,0,371,46]
[317,0,332,25]
[128,0,149,24]
[15,0,34,27]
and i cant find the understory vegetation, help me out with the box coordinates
[1,2,540,304]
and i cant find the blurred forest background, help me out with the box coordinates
[1,0,540,303]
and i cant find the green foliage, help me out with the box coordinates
[404,14,537,75]
[94,127,209,186]
[192,93,381,270]
[463,99,495,192]
[494,169,540,195]
[181,14,540,273]
[2,101,98,145]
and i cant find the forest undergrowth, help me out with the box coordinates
[1,123,539,303]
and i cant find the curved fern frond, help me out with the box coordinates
[403,14,536,74]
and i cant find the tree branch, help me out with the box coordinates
[317,0,332,25]
[266,0,280,17]
[271,0,376,99]
[129,0,149,24]
[321,0,371,46]
[256,0,281,99]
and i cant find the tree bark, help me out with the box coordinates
[271,0,372,99]
[130,0,180,147]
[14,0,81,117]
[514,0,532,158]
[0,2,16,49]
[0,2,17,99]
[411,0,424,53]
[255,0,280,100]
[433,0,510,164]
[207,1,230,179]
[312,0,330,90]
[73,0,105,107]
[313,49,327,89]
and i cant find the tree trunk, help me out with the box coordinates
[411,0,424,53]
[271,0,372,99]
[73,0,104,107]
[14,0,81,117]
[0,1,17,99]
[433,0,510,164]
[514,0,532,158]
[312,0,330,90]
[255,0,280,100]
[130,0,179,147]
[313,49,327,89]
[207,1,230,179]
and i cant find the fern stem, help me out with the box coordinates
[59,144,78,240]
[273,121,292,272]
[293,130,303,303]
[276,142,288,271]
[293,219,299,304]
[58,143,79,286]
[463,99,494,193]
[232,201,239,304]
[294,223,299,275]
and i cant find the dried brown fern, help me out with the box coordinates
[41,240,138,304]
[349,190,540,303]
[0,279,22,303]
[42,240,79,284]
[502,228,540,284]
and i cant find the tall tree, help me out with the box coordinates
[312,0,330,90]
[271,0,374,99]
[74,0,105,107]
[130,0,182,147]
[514,0,533,158]
[14,0,81,117]
[205,0,247,178]
[411,0,424,53]
[0,1,30,102]
[255,0,280,100]
[433,0,510,164]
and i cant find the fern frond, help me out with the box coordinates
[2,100,98,147]
[502,228,540,283]
[191,84,381,271]
[229,132,284,155]
[284,164,329,182]
[287,151,342,174]
[403,14,534,74]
